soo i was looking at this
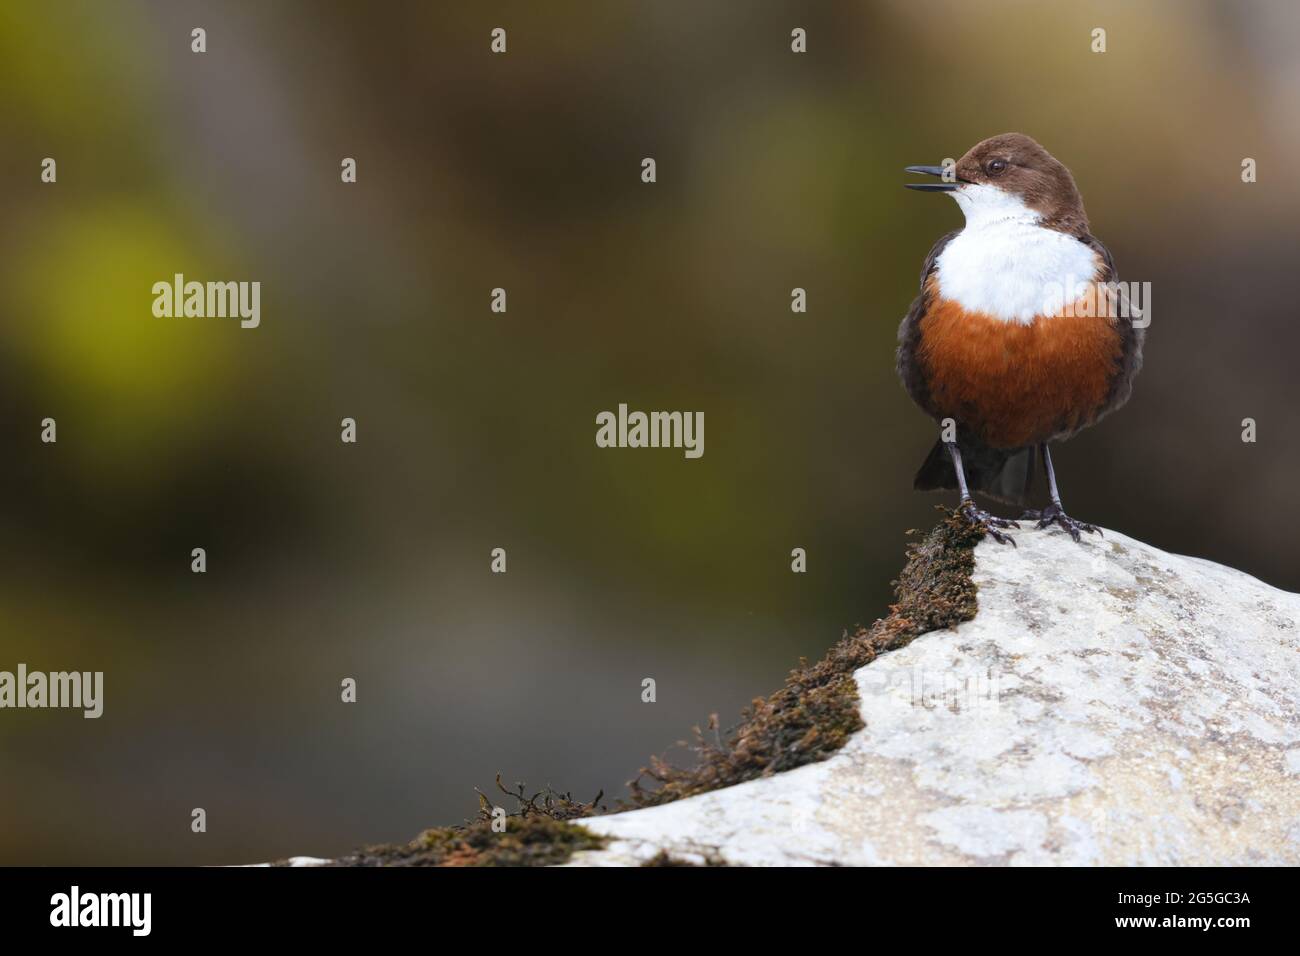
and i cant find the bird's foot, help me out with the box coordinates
[958,500,1018,546]
[1019,502,1102,543]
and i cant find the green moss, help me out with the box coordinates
[641,848,732,867]
[313,776,607,867]
[627,509,982,807]
[325,815,605,867]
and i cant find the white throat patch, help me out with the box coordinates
[935,184,1099,324]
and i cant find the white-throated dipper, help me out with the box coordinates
[898,133,1144,544]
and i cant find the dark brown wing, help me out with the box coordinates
[896,229,959,418]
[1084,233,1145,417]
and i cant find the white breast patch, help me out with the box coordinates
[934,184,1100,324]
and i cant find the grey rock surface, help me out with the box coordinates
[570,527,1300,865]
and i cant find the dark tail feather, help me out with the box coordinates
[913,438,1035,506]
[913,439,957,492]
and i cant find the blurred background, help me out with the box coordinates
[1,0,1297,864]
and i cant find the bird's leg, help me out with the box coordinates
[1020,444,1101,542]
[947,442,1018,546]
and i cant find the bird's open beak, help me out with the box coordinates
[905,165,965,192]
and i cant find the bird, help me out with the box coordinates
[896,133,1144,545]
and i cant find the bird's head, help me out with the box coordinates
[906,133,1088,235]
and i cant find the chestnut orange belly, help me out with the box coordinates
[916,287,1123,449]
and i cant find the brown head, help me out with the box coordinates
[906,133,1089,236]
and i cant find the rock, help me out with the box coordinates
[242,856,331,868]
[568,526,1300,866]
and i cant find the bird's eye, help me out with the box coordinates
[987,159,1008,175]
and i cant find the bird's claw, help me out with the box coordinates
[959,500,1018,546]
[1019,502,1102,543]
